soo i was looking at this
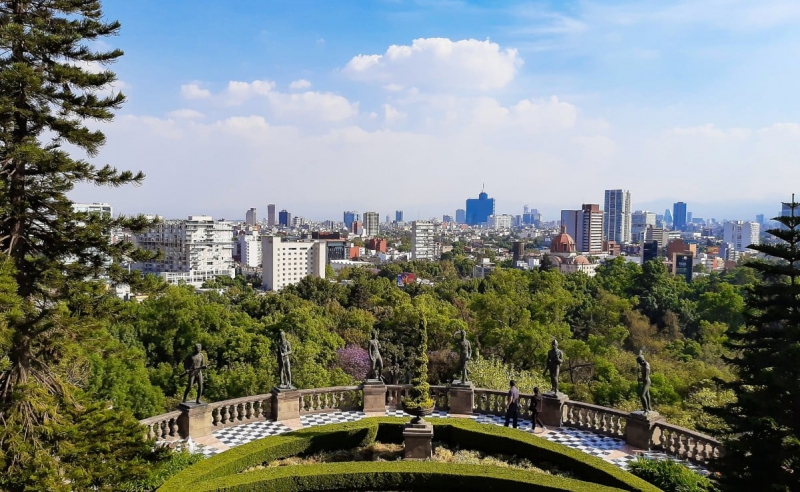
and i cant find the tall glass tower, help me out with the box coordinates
[465,191,495,226]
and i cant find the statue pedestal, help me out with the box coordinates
[271,386,300,422]
[362,380,386,413]
[403,421,434,460]
[448,382,474,415]
[625,411,664,450]
[177,401,213,439]
[540,392,568,427]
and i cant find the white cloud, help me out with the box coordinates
[383,104,406,123]
[289,79,312,90]
[168,109,205,119]
[343,38,523,91]
[268,91,358,122]
[181,83,211,99]
[225,80,276,105]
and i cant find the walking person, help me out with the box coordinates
[531,387,546,432]
[504,380,520,428]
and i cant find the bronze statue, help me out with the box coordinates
[278,330,293,388]
[637,351,652,413]
[182,343,207,404]
[543,338,564,394]
[368,329,384,381]
[453,328,472,384]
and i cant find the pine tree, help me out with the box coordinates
[0,1,159,489]
[710,198,800,490]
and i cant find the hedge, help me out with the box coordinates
[159,418,660,492]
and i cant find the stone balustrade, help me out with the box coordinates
[208,394,273,429]
[562,401,627,439]
[298,386,361,415]
[140,410,181,441]
[141,384,723,464]
[652,422,722,465]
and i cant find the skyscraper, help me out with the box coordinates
[395,210,404,222]
[561,204,604,254]
[455,209,466,224]
[245,207,257,226]
[278,209,291,227]
[411,221,435,260]
[267,204,276,227]
[465,190,495,226]
[663,208,673,227]
[756,214,765,225]
[631,211,656,243]
[673,202,687,231]
[343,211,360,229]
[723,221,760,252]
[603,189,632,244]
[363,212,380,237]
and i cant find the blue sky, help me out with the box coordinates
[72,0,800,221]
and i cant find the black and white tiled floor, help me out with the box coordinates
[169,409,708,475]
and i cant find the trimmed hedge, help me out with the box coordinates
[159,418,660,492]
[197,461,631,492]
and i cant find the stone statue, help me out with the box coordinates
[453,328,472,384]
[637,351,652,413]
[278,330,293,389]
[182,343,207,404]
[368,329,384,381]
[543,338,564,394]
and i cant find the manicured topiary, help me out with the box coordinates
[402,318,435,412]
[160,418,659,492]
[628,457,718,492]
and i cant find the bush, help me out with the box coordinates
[161,418,659,492]
[628,457,718,492]
[122,450,203,492]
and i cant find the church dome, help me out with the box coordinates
[551,225,577,255]
[573,255,590,265]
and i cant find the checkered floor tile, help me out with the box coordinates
[213,420,293,448]
[540,427,626,457]
[384,409,450,418]
[300,410,366,427]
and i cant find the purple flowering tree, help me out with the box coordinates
[337,345,371,381]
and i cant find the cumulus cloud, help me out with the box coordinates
[343,38,523,90]
[181,83,211,99]
[268,91,359,122]
[225,80,276,105]
[168,109,205,119]
[383,104,406,123]
[289,79,312,90]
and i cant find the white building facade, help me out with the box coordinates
[604,189,632,244]
[411,221,436,260]
[262,236,326,291]
[723,221,760,252]
[631,210,656,243]
[363,212,380,237]
[488,214,513,230]
[238,232,262,268]
[133,215,235,287]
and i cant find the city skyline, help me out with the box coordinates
[70,1,800,221]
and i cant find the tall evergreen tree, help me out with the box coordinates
[710,198,800,490]
[0,1,159,489]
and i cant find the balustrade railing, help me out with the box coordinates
[473,388,508,416]
[562,401,627,439]
[652,422,722,464]
[430,385,450,410]
[140,411,181,441]
[385,384,412,407]
[298,386,362,415]
[209,394,273,429]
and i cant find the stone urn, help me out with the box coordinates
[401,402,435,424]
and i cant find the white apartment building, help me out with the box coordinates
[488,214,513,230]
[412,221,436,260]
[631,211,656,243]
[604,189,632,244]
[73,202,113,216]
[238,232,262,268]
[262,236,326,291]
[723,221,760,252]
[133,215,235,287]
[363,212,380,237]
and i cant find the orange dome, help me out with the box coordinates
[573,255,590,265]
[551,225,576,254]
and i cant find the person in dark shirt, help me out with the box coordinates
[504,380,520,428]
[531,387,546,432]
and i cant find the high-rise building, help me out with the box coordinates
[673,202,687,231]
[465,190,495,226]
[756,214,765,225]
[395,210,404,223]
[133,215,235,287]
[267,204,276,226]
[245,207,257,226]
[687,212,693,225]
[278,210,291,227]
[238,231,262,267]
[363,212,380,237]
[455,209,466,224]
[561,204,604,254]
[604,190,632,244]
[723,221,760,252]
[522,209,542,226]
[488,214,513,230]
[443,215,454,223]
[72,202,113,216]
[261,236,326,291]
[663,208,673,227]
[642,240,659,263]
[411,221,436,260]
[631,211,656,243]
[343,211,360,229]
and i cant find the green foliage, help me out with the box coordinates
[628,458,718,492]
[468,355,549,393]
[709,199,800,490]
[403,318,434,410]
[122,450,203,492]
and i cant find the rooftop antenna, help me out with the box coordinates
[482,182,485,193]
